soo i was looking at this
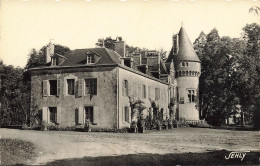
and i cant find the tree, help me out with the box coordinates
[0,61,30,125]
[0,44,71,126]
[194,24,260,127]
[233,23,260,126]
[157,47,168,60]
[95,36,146,56]
[193,31,207,59]
[95,37,116,50]
[195,29,243,126]
[249,6,260,15]
[25,44,70,69]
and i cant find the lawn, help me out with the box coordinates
[0,127,259,165]
[0,138,38,165]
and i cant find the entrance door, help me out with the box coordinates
[85,106,93,123]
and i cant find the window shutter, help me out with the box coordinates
[57,79,61,97]
[94,79,97,95]
[122,80,124,96]
[152,87,155,100]
[93,106,99,124]
[122,106,125,122]
[128,81,132,96]
[78,106,84,124]
[42,107,48,122]
[78,79,83,97]
[85,79,89,95]
[128,106,131,123]
[138,84,142,99]
[155,88,158,100]
[125,107,130,123]
[57,107,62,124]
[43,80,48,97]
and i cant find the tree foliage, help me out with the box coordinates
[234,23,260,128]
[0,44,70,126]
[0,61,30,125]
[95,36,149,56]
[195,23,260,127]
[25,44,70,69]
[249,6,260,16]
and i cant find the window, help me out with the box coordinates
[180,97,184,104]
[142,84,146,99]
[49,107,57,123]
[188,89,195,103]
[87,54,94,64]
[49,80,57,95]
[85,78,97,95]
[85,106,93,123]
[67,79,75,95]
[124,107,129,122]
[52,58,58,66]
[123,80,128,96]
[155,88,160,100]
[181,61,189,67]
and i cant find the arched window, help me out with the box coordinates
[186,71,188,76]
[192,71,195,76]
[189,71,191,76]
[186,62,189,66]
[182,62,185,66]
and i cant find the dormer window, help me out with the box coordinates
[181,61,189,67]
[87,54,94,64]
[182,62,185,66]
[51,57,58,66]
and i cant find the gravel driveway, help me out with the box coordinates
[0,128,259,165]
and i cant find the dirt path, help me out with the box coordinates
[0,128,259,165]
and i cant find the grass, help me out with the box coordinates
[0,138,38,165]
[40,150,260,166]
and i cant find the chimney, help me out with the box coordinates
[114,40,125,57]
[46,42,54,63]
[172,34,179,54]
[132,53,141,65]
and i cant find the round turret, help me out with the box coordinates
[167,26,201,121]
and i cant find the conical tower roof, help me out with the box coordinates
[167,27,200,63]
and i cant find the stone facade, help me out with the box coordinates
[29,26,201,129]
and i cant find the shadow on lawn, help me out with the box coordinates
[20,150,260,166]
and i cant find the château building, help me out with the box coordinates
[28,26,201,129]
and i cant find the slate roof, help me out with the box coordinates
[167,27,200,63]
[60,48,121,66]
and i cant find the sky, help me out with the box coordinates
[0,0,259,67]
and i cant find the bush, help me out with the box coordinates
[189,121,212,128]
[174,121,190,128]
[90,127,129,133]
[47,122,57,130]
[22,124,29,130]
[41,121,48,131]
